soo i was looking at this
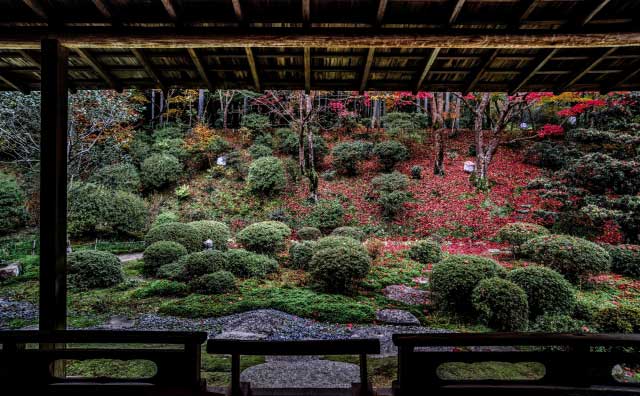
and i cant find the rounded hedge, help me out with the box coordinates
[289,241,316,270]
[315,236,365,254]
[140,153,183,190]
[371,172,409,193]
[175,250,228,281]
[247,156,286,196]
[332,142,366,176]
[430,255,507,314]
[496,222,550,248]
[143,241,188,276]
[506,266,576,318]
[309,246,371,293]
[90,163,141,192]
[188,220,231,251]
[223,248,279,278]
[331,227,366,242]
[156,262,184,280]
[593,306,640,333]
[189,271,237,295]
[144,222,202,252]
[519,235,611,284]
[297,227,322,241]
[152,211,179,228]
[373,140,409,171]
[472,277,529,331]
[0,172,26,234]
[68,250,124,290]
[279,133,329,166]
[237,221,291,254]
[408,239,442,264]
[606,244,640,279]
[248,143,273,159]
[132,280,190,298]
[530,314,586,333]
[306,199,345,231]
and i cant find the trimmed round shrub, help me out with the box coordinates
[67,250,124,290]
[107,190,149,237]
[240,113,271,137]
[132,280,189,298]
[530,314,586,333]
[605,244,640,279]
[331,227,366,242]
[496,222,550,248]
[176,250,228,281]
[373,141,409,171]
[411,165,423,180]
[371,172,409,193]
[566,152,640,195]
[152,211,179,228]
[142,241,188,276]
[248,143,273,159]
[306,199,345,231]
[144,222,201,252]
[247,156,286,196]
[309,246,371,293]
[140,153,183,190]
[224,248,279,277]
[279,133,329,166]
[189,271,237,295]
[519,235,611,284]
[153,138,188,161]
[332,142,365,175]
[289,241,316,270]
[430,255,507,314]
[315,236,364,254]
[236,221,292,254]
[156,262,184,280]
[90,163,141,192]
[0,172,27,234]
[507,266,576,318]
[378,191,411,219]
[408,239,442,264]
[297,227,322,241]
[188,220,230,251]
[593,306,640,333]
[472,277,529,331]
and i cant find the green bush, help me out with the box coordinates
[90,163,141,192]
[107,190,150,236]
[153,125,185,140]
[297,227,322,241]
[566,152,640,195]
[472,277,529,331]
[224,248,279,278]
[142,241,187,276]
[289,241,316,270]
[331,227,366,242]
[132,280,189,298]
[524,141,580,170]
[332,142,366,175]
[496,222,550,248]
[605,244,640,279]
[378,191,411,219]
[188,220,230,251]
[67,250,124,290]
[207,136,232,157]
[156,262,184,280]
[152,211,180,228]
[408,239,442,264]
[152,138,187,161]
[140,153,183,190]
[236,221,291,254]
[430,255,507,314]
[254,134,273,148]
[144,222,202,252]
[240,113,271,137]
[306,199,345,231]
[315,236,365,254]
[248,143,273,159]
[279,133,329,166]
[530,314,586,333]
[309,246,371,293]
[0,172,26,234]
[247,156,286,196]
[506,266,576,318]
[373,141,409,171]
[593,306,640,333]
[410,165,423,180]
[176,250,228,281]
[189,271,237,295]
[372,172,409,193]
[519,235,611,284]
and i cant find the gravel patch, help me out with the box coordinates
[0,298,38,329]
[241,360,360,388]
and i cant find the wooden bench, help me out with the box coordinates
[0,330,208,395]
[392,333,640,396]
[207,338,381,396]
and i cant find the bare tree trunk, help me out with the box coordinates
[151,90,156,128]
[431,93,446,176]
[159,90,164,127]
[305,93,318,202]
[197,89,205,122]
[473,93,491,189]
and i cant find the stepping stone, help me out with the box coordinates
[383,285,430,305]
[376,309,420,326]
[240,360,360,388]
[214,331,268,340]
[104,315,135,329]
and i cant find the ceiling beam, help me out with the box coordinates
[231,0,243,23]
[360,48,375,93]
[21,0,47,19]
[245,47,260,92]
[304,47,311,93]
[563,47,617,90]
[414,48,440,93]
[161,0,177,21]
[601,58,640,91]
[464,49,499,93]
[0,72,28,93]
[91,0,112,19]
[302,0,310,25]
[131,49,164,91]
[577,0,612,27]
[74,48,120,91]
[376,0,388,26]
[187,48,213,91]
[449,0,466,25]
[18,49,40,67]
[509,48,558,94]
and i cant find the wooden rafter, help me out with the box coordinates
[302,0,310,24]
[74,48,119,90]
[131,49,164,91]
[577,0,612,27]
[449,0,466,25]
[509,48,558,93]
[0,72,27,93]
[91,0,111,19]
[464,49,499,93]
[563,47,617,90]
[602,58,640,91]
[231,0,243,22]
[414,48,440,93]
[517,0,540,24]
[161,0,177,20]
[360,48,375,93]
[187,48,213,91]
[304,47,311,93]
[21,0,47,19]
[376,0,388,25]
[18,49,40,67]
[245,47,260,92]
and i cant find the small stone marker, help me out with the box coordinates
[463,161,475,173]
[203,239,214,250]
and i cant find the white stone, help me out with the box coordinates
[216,156,227,166]
[0,263,21,280]
[463,161,476,173]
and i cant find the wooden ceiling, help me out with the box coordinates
[0,0,639,93]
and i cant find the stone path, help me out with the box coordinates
[241,360,361,389]
[117,252,143,262]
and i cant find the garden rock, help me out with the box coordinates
[376,309,420,325]
[215,331,268,340]
[0,262,21,280]
[383,284,430,305]
[463,161,475,173]
[240,360,360,388]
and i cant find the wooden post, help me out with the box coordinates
[359,353,369,396]
[39,38,68,332]
[230,353,241,396]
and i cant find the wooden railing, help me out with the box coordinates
[207,338,381,396]
[392,333,640,396]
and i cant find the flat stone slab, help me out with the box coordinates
[215,331,268,340]
[382,285,430,306]
[376,309,420,326]
[240,360,360,388]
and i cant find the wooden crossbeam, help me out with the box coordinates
[577,0,612,27]
[449,0,466,25]
[18,49,40,67]
[509,48,558,93]
[516,0,540,24]
[376,0,388,25]
[74,48,119,90]
[231,0,243,22]
[360,48,375,93]
[161,0,177,20]
[414,48,440,93]
[21,0,47,19]
[464,49,499,93]
[91,0,112,19]
[563,47,617,90]
[245,47,260,92]
[304,47,311,93]
[0,72,28,93]
[601,58,640,91]
[302,0,310,24]
[131,49,164,91]
[187,48,213,91]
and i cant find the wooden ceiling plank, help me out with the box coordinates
[579,0,612,26]
[161,0,177,20]
[21,0,47,19]
[74,48,120,91]
[360,48,375,93]
[0,72,28,93]
[414,47,440,93]
[376,0,388,25]
[231,0,243,22]
[302,0,310,24]
[304,47,311,93]
[518,0,540,23]
[563,47,617,90]
[245,47,261,92]
[449,0,466,25]
[92,0,112,19]
[187,48,213,91]
[131,48,164,91]
[18,49,40,67]
[464,49,499,93]
[509,48,558,93]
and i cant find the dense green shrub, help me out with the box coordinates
[248,143,273,159]
[142,241,187,276]
[289,241,316,270]
[107,190,150,236]
[132,280,189,298]
[315,236,365,254]
[408,239,442,264]
[247,156,286,196]
[189,271,237,295]
[472,278,529,331]
[90,163,141,192]
[506,266,576,318]
[309,246,371,293]
[0,172,26,234]
[156,262,184,280]
[524,141,580,170]
[152,138,188,161]
[332,142,366,175]
[140,153,182,190]
[207,136,232,157]
[67,250,124,290]
[224,248,279,277]
[331,227,366,242]
[188,220,230,251]
[236,221,291,254]
[594,306,640,333]
[372,172,409,193]
[519,235,611,284]
[152,211,179,228]
[297,226,322,241]
[240,113,271,137]
[382,112,428,141]
[565,152,640,195]
[496,222,550,248]
[144,222,202,252]
[530,314,586,333]
[253,134,273,148]
[279,133,329,166]
[373,141,409,171]
[605,244,640,278]
[378,191,411,218]
[176,250,228,281]
[430,255,507,314]
[153,125,185,140]
[411,165,423,180]
[306,199,345,231]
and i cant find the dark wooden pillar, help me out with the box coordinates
[39,39,68,331]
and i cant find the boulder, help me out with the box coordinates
[0,263,21,280]
[463,161,476,173]
[383,284,430,306]
[376,309,420,326]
